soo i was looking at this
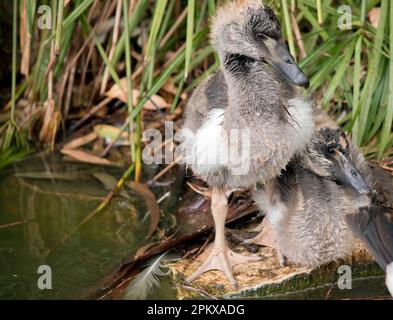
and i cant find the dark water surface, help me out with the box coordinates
[0,155,155,299]
[0,155,390,300]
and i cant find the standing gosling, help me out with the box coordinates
[180,1,313,288]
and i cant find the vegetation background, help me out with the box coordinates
[0,0,392,180]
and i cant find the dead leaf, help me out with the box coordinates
[106,78,169,110]
[94,124,128,139]
[39,99,60,147]
[92,138,105,154]
[105,78,128,102]
[93,124,129,146]
[126,181,160,239]
[61,148,112,165]
[162,81,187,100]
[368,7,380,29]
[63,132,98,150]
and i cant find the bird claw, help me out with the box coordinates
[185,246,261,289]
[244,231,276,248]
[278,254,288,267]
[244,219,277,249]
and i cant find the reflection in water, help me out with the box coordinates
[0,155,153,299]
[5,155,383,300]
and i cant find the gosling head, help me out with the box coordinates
[211,0,309,87]
[303,127,371,195]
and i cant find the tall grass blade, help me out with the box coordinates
[54,0,64,55]
[11,0,18,125]
[351,36,362,141]
[378,1,393,157]
[281,0,296,58]
[145,0,167,64]
[357,0,388,145]
[122,0,134,162]
[185,0,195,78]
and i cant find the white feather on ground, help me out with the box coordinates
[386,262,393,297]
[123,251,171,300]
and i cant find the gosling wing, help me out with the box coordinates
[345,205,393,271]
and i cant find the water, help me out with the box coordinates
[0,155,389,300]
[0,155,153,299]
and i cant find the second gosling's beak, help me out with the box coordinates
[334,158,371,195]
[267,39,309,88]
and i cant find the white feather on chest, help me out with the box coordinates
[180,97,314,185]
[286,97,315,153]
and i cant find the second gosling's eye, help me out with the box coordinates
[327,147,335,154]
[256,32,268,41]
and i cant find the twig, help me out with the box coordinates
[64,64,76,119]
[156,191,171,204]
[153,155,183,181]
[194,233,213,258]
[380,163,393,173]
[122,0,136,164]
[57,62,71,121]
[0,220,28,230]
[20,0,31,76]
[102,120,130,156]
[290,10,306,59]
[159,7,187,50]
[100,0,123,94]
[186,181,209,196]
[71,96,112,131]
[178,284,219,300]
[324,282,335,300]
[78,35,96,104]
[44,0,59,80]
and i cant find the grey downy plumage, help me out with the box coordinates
[180,1,313,288]
[250,127,371,267]
[312,110,393,289]
[181,2,313,189]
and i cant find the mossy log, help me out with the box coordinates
[167,163,393,300]
[170,241,389,299]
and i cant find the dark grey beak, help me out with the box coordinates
[269,41,309,88]
[334,159,370,195]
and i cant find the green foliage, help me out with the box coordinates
[0,0,392,165]
[287,0,392,158]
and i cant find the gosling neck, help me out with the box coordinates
[221,64,296,126]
